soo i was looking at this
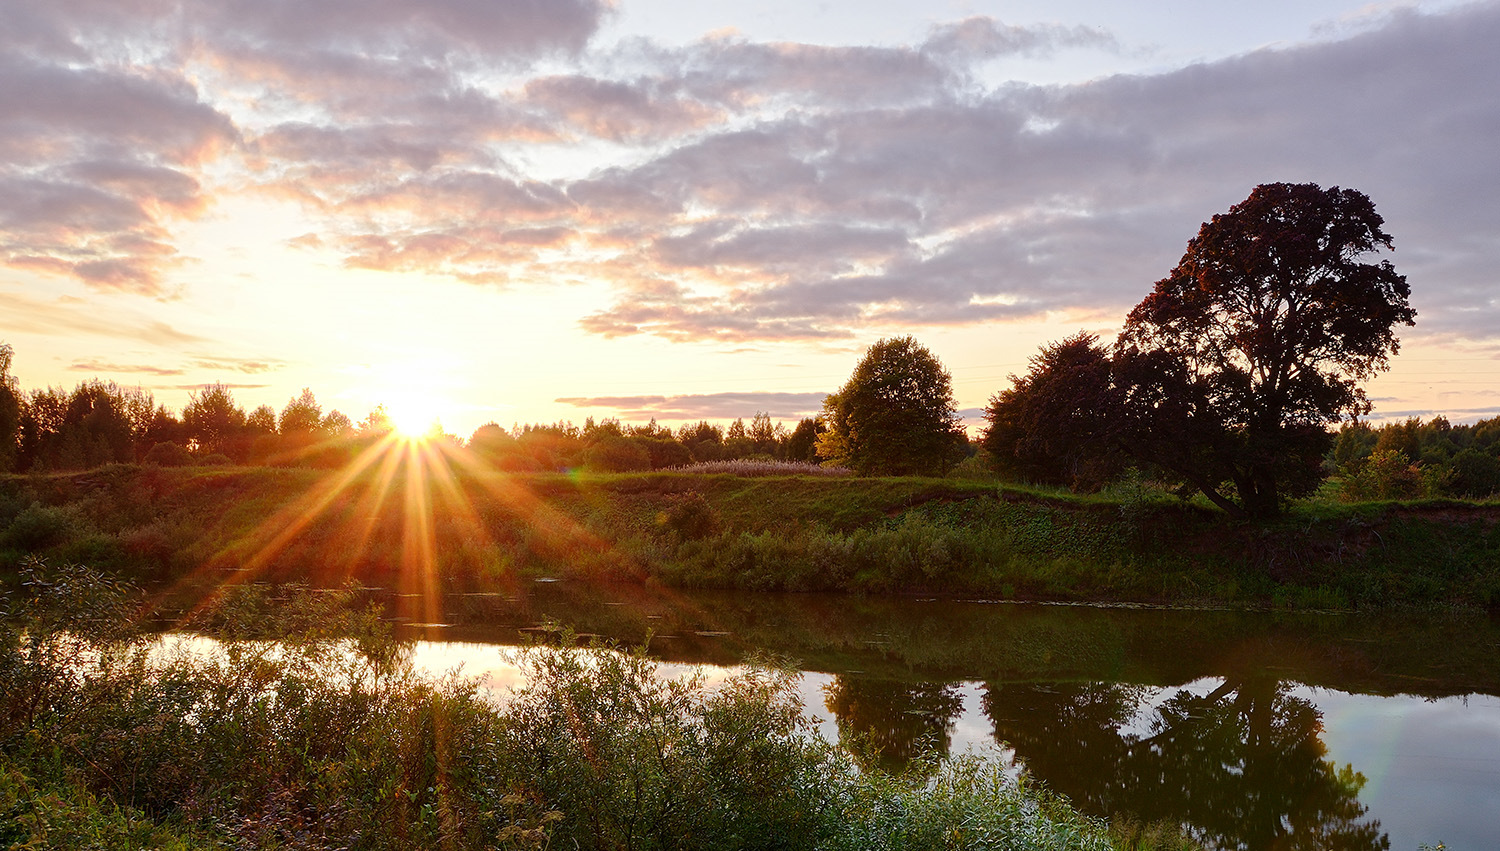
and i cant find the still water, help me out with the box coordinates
[389,582,1500,851]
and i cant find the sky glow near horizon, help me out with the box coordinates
[2,0,1498,437]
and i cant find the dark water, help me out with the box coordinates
[391,583,1500,851]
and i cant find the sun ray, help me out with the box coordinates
[400,439,443,637]
[158,432,402,622]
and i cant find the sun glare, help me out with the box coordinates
[383,397,443,440]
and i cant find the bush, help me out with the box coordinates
[0,503,77,552]
[657,491,721,541]
[584,437,651,473]
[143,441,192,467]
[1338,450,1446,501]
[1449,448,1500,498]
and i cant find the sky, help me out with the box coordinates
[2,0,1498,437]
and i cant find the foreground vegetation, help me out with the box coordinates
[2,462,1498,611]
[0,560,1188,851]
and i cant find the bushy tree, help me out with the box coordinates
[818,336,965,476]
[982,333,1124,490]
[18,387,68,470]
[183,383,247,458]
[245,404,277,436]
[278,388,323,436]
[784,418,824,464]
[58,381,134,468]
[1114,183,1414,519]
[0,343,20,472]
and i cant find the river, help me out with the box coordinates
[383,581,1500,851]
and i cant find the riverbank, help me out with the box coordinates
[2,463,1498,609]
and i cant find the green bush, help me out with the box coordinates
[0,503,77,552]
[1449,448,1500,498]
[143,441,192,467]
[656,490,721,541]
[584,437,652,473]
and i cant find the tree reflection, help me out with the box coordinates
[823,675,963,776]
[983,677,1389,850]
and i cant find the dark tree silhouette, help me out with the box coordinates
[985,677,1389,850]
[818,336,966,476]
[823,675,965,776]
[982,332,1124,490]
[1115,183,1414,519]
[0,343,20,472]
[278,388,323,436]
[183,382,247,458]
[783,417,824,464]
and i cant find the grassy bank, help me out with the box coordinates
[2,463,1499,609]
[0,561,1186,851]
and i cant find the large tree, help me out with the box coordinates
[1116,183,1414,519]
[817,336,966,476]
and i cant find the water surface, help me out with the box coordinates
[392,583,1500,851]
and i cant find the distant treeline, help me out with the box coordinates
[0,344,838,474]
[1328,416,1500,499]
[3,341,1497,499]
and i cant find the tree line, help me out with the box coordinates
[0,347,837,474]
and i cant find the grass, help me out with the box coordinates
[2,463,1498,610]
[0,559,1186,851]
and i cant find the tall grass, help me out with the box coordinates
[0,559,1163,850]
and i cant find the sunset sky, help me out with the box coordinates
[3,0,1497,437]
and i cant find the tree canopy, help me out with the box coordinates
[817,336,965,476]
[1114,182,1415,518]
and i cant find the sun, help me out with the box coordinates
[382,396,443,440]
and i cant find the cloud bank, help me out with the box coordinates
[4,0,1497,346]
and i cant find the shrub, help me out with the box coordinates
[657,491,721,541]
[1339,450,1448,501]
[143,441,192,467]
[0,503,77,552]
[1449,448,1500,498]
[584,437,651,473]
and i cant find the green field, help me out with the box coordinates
[3,463,1498,610]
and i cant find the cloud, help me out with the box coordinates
[5,0,1499,357]
[0,27,236,294]
[189,357,288,374]
[68,360,185,376]
[571,3,1500,343]
[556,391,828,421]
[0,290,207,346]
[0,0,605,295]
[157,382,271,391]
[921,17,1117,61]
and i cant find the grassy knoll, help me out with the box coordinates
[2,463,1499,609]
[0,561,1187,851]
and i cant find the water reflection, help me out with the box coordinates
[985,678,1388,850]
[822,676,964,775]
